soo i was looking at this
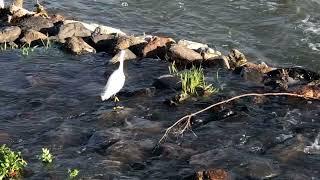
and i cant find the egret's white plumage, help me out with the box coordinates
[0,0,4,9]
[101,50,126,101]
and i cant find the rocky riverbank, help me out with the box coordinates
[1,1,320,180]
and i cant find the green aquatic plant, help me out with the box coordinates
[0,144,27,179]
[39,148,53,163]
[169,62,218,98]
[21,44,37,56]
[68,168,79,179]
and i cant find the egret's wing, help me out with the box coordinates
[101,70,121,99]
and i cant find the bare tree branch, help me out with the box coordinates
[158,92,320,145]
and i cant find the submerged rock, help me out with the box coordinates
[263,67,320,90]
[65,36,96,54]
[142,36,175,59]
[0,26,21,43]
[20,29,47,44]
[169,44,203,64]
[86,129,121,154]
[153,74,181,90]
[239,62,273,83]
[190,148,280,179]
[58,22,92,42]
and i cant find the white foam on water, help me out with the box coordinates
[304,132,320,154]
[299,15,320,52]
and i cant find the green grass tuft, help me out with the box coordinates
[169,62,218,98]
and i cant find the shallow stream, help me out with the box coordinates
[1,0,320,179]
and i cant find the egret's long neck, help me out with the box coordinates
[118,51,125,71]
[118,58,124,71]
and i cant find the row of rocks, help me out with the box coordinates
[1,3,319,99]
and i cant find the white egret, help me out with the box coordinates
[101,50,126,108]
[0,0,4,9]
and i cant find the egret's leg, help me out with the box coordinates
[113,96,123,110]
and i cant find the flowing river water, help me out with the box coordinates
[1,0,320,179]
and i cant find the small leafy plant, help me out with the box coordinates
[68,168,79,179]
[0,145,27,179]
[169,62,218,99]
[40,148,53,163]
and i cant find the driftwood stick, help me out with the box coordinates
[158,92,320,144]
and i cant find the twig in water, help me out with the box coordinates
[158,92,320,145]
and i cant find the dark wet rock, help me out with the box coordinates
[239,62,273,83]
[227,49,248,69]
[263,67,320,90]
[13,16,54,32]
[0,26,21,43]
[153,74,181,90]
[111,49,137,62]
[106,139,155,163]
[114,35,146,52]
[20,29,47,44]
[40,124,91,147]
[156,143,196,160]
[190,148,280,179]
[90,27,117,52]
[97,107,135,126]
[270,134,308,163]
[186,169,231,180]
[142,36,175,59]
[124,117,162,133]
[86,129,121,154]
[169,44,203,64]
[58,22,92,42]
[65,36,96,54]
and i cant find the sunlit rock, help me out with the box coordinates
[142,36,175,59]
[58,22,91,42]
[20,29,47,44]
[0,26,21,43]
[65,36,96,54]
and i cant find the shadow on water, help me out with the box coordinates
[1,0,320,179]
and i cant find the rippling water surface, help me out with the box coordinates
[1,0,320,179]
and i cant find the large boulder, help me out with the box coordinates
[142,36,175,59]
[114,35,146,52]
[20,29,47,44]
[65,36,96,54]
[0,26,21,43]
[168,44,203,64]
[13,16,54,32]
[58,22,92,42]
[90,27,118,52]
